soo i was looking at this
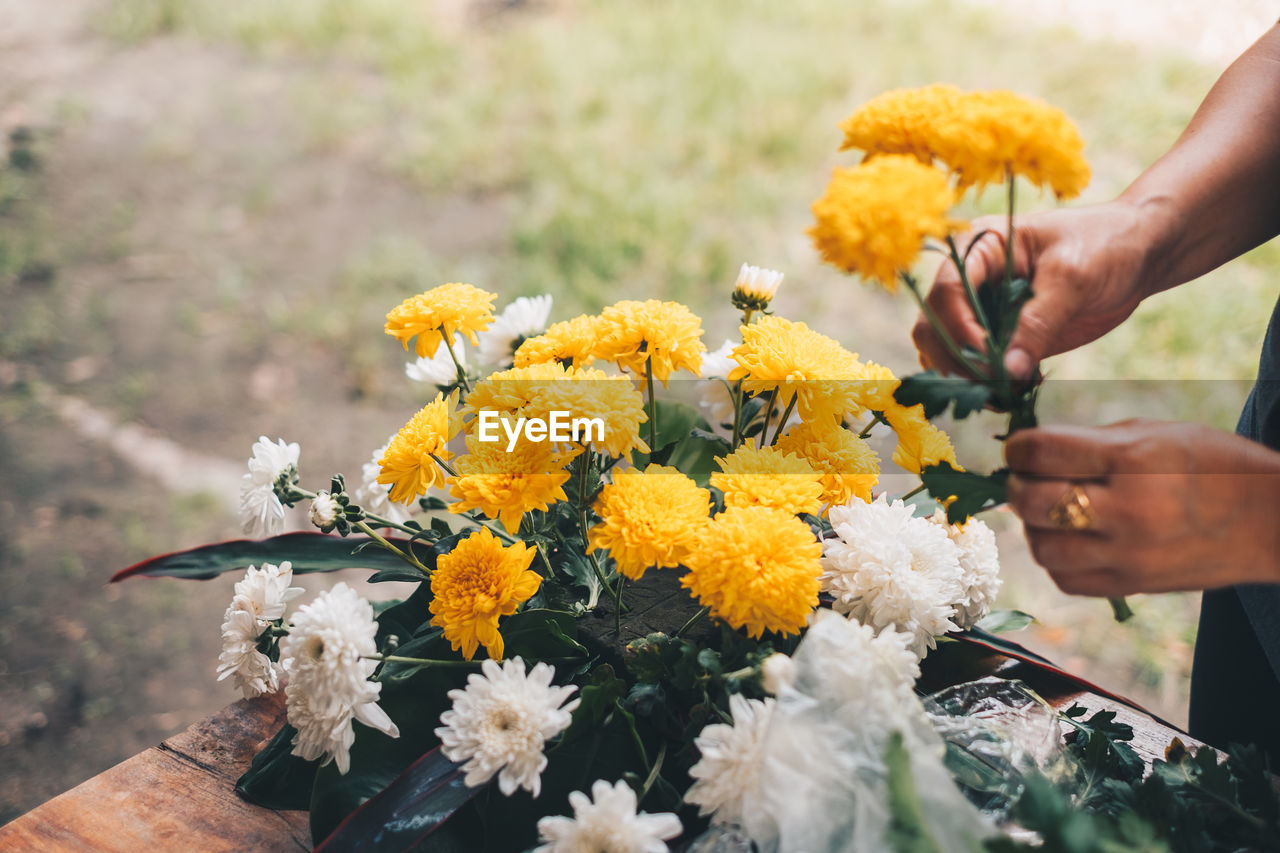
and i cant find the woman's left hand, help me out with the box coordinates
[1004,419,1280,596]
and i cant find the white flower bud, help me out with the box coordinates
[760,652,797,695]
[733,263,784,302]
[310,492,341,532]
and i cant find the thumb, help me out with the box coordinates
[1004,276,1079,380]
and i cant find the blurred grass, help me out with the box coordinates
[99,0,1274,378]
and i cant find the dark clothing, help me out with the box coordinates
[1188,309,1280,765]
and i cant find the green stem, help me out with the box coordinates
[613,575,626,635]
[368,654,480,669]
[355,520,432,575]
[675,605,711,639]
[859,411,887,439]
[1108,596,1134,622]
[770,396,797,445]
[573,455,611,608]
[902,273,986,380]
[444,337,471,393]
[946,234,1002,375]
[758,390,778,449]
[1004,167,1016,308]
[901,483,926,501]
[730,381,746,450]
[430,454,457,478]
[644,351,658,455]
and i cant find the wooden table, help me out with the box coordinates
[0,648,1195,852]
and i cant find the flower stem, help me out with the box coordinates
[946,234,1001,375]
[355,520,432,575]
[675,605,711,639]
[573,455,611,609]
[444,337,471,393]
[859,411,887,439]
[644,350,658,456]
[770,396,797,445]
[901,273,986,380]
[613,575,626,635]
[368,654,480,669]
[430,454,457,478]
[758,390,778,449]
[901,483,926,501]
[730,381,746,450]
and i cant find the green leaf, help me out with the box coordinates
[884,732,947,853]
[501,609,589,664]
[368,567,431,584]
[111,532,431,581]
[919,463,1009,523]
[974,609,1036,634]
[894,370,992,421]
[235,723,317,811]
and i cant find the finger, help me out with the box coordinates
[912,248,992,377]
[1007,475,1111,535]
[1004,426,1115,480]
[1024,529,1111,574]
[1003,255,1085,381]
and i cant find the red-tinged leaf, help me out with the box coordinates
[313,746,478,853]
[110,532,431,582]
[951,627,1182,729]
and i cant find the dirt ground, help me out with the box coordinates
[0,0,1264,824]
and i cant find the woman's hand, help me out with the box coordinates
[1004,420,1280,596]
[912,201,1174,380]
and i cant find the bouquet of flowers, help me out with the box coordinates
[115,86,1279,852]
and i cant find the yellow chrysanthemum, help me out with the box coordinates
[385,282,498,358]
[527,366,649,458]
[429,528,541,661]
[838,83,963,163]
[513,314,601,368]
[884,403,961,474]
[837,86,1090,201]
[587,465,711,581]
[447,431,574,534]
[594,300,705,385]
[711,445,824,517]
[681,506,822,638]
[850,360,900,413]
[463,362,574,419]
[729,316,865,424]
[465,363,648,459]
[809,155,961,290]
[933,90,1090,199]
[775,420,880,506]
[378,392,460,505]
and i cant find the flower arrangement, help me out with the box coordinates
[115,87,1280,852]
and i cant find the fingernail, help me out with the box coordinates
[1005,347,1033,381]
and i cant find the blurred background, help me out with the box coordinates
[2,0,1277,824]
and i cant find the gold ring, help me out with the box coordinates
[1048,484,1095,532]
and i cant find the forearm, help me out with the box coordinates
[1119,22,1280,296]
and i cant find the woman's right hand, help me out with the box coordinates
[912,200,1171,380]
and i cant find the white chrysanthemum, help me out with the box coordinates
[929,511,1002,629]
[685,694,775,826]
[821,495,964,658]
[697,339,739,429]
[235,561,304,622]
[478,294,554,367]
[280,583,399,774]
[217,602,279,698]
[239,436,300,538]
[406,344,466,386]
[353,437,412,526]
[215,563,304,699]
[536,779,682,853]
[436,657,580,797]
[790,610,928,750]
[733,263,784,302]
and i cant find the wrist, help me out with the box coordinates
[1110,191,1186,299]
